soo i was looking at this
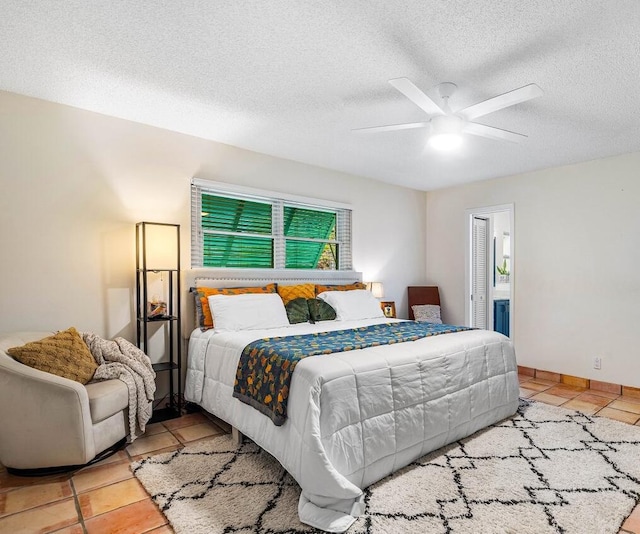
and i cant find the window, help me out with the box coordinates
[200,194,274,268]
[191,181,352,270]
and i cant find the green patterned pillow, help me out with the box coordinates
[307,298,337,322]
[285,297,311,324]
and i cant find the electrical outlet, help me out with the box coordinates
[593,357,602,370]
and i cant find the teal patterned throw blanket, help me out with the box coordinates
[233,321,472,425]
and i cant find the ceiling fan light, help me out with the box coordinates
[429,115,464,151]
[429,132,463,151]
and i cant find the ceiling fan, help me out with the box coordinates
[353,78,543,150]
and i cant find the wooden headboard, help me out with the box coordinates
[407,286,441,320]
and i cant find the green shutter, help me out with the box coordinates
[284,206,336,269]
[195,190,346,270]
[285,241,337,269]
[203,234,273,268]
[284,206,336,239]
[201,195,272,234]
[201,194,273,268]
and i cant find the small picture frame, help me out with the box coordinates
[381,301,396,319]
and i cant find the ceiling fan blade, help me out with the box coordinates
[458,84,543,121]
[352,121,430,133]
[463,122,528,143]
[388,78,445,116]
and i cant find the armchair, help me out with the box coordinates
[0,332,129,474]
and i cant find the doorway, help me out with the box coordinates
[465,204,514,339]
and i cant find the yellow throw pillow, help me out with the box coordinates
[7,327,98,384]
[315,282,367,295]
[277,283,315,305]
[195,283,277,330]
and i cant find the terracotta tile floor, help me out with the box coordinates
[0,411,225,533]
[2,379,640,533]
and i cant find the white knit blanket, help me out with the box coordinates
[83,333,156,442]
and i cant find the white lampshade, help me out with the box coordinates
[428,115,464,151]
[429,132,463,151]
[366,281,384,299]
[138,222,179,270]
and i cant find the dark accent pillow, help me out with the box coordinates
[307,298,337,322]
[285,297,311,324]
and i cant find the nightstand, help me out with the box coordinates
[380,301,396,318]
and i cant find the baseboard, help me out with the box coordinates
[517,365,640,398]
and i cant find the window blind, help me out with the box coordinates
[284,205,337,269]
[201,195,272,235]
[200,194,273,268]
[191,182,352,270]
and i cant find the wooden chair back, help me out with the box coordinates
[407,286,441,320]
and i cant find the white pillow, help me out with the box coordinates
[412,304,442,324]
[208,293,290,332]
[317,289,385,321]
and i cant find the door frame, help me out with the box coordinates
[464,203,515,342]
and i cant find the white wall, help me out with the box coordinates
[426,151,640,387]
[0,90,427,339]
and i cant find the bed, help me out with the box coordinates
[183,269,519,532]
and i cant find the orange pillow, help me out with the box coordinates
[7,327,97,384]
[277,283,315,305]
[315,282,366,295]
[195,284,277,330]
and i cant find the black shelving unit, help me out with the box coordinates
[135,222,182,423]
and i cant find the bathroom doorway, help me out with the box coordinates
[465,204,514,339]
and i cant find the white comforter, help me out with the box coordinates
[185,318,519,532]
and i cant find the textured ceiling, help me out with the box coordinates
[1,1,639,191]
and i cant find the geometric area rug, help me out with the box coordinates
[132,400,640,534]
